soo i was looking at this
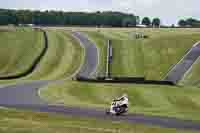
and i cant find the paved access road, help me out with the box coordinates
[0,32,200,131]
[164,42,200,83]
[71,32,98,78]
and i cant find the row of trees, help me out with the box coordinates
[0,9,139,27]
[2,8,199,28]
[141,17,200,28]
[178,18,200,27]
[141,17,161,27]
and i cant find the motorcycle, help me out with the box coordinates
[106,97,128,116]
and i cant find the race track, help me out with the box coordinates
[0,31,200,131]
[164,42,200,83]
[71,32,98,78]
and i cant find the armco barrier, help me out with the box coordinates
[76,77,175,86]
[96,76,145,81]
[112,77,145,81]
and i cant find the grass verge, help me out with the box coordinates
[26,30,83,80]
[142,33,200,80]
[100,31,144,77]
[99,29,200,79]
[0,30,83,84]
[0,108,198,133]
[0,28,44,77]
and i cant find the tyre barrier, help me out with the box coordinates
[76,76,175,86]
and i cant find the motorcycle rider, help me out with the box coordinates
[113,93,128,114]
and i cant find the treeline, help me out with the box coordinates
[0,8,139,27]
[178,18,200,27]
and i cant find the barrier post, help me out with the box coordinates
[106,40,112,79]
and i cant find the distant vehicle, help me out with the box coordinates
[106,94,128,116]
[18,24,35,27]
[136,24,147,28]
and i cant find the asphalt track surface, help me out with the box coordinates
[0,32,200,131]
[165,42,200,83]
[71,32,98,78]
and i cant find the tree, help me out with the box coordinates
[186,18,197,25]
[152,18,161,27]
[178,18,200,27]
[122,17,136,27]
[185,18,200,27]
[142,17,151,26]
[135,16,140,25]
[178,19,186,27]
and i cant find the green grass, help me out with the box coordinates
[0,28,44,77]
[0,108,198,133]
[0,30,83,84]
[142,33,200,80]
[111,39,144,77]
[100,31,144,77]
[25,30,83,80]
[181,57,200,86]
[98,29,200,79]
[40,81,200,121]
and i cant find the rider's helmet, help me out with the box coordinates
[122,93,128,98]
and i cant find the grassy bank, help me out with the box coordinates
[0,28,44,77]
[26,30,83,80]
[142,33,200,80]
[98,29,200,79]
[0,30,83,84]
[100,31,144,77]
[0,108,198,133]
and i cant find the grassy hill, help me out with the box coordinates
[99,28,200,79]
[142,33,200,80]
[99,30,144,77]
[0,108,198,133]
[0,29,83,85]
[0,28,44,78]
[25,30,83,80]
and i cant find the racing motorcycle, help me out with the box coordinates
[106,95,128,116]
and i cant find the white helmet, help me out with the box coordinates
[122,93,128,98]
